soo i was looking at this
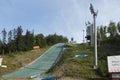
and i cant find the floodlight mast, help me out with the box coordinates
[89,3,98,69]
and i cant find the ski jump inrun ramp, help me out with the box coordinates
[2,43,64,78]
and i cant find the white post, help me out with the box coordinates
[0,58,3,66]
[93,14,97,69]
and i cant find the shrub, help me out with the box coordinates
[97,60,107,77]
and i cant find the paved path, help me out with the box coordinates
[2,43,64,78]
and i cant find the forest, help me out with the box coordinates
[0,26,68,54]
[97,21,120,46]
[96,21,120,76]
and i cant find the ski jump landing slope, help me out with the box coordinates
[2,43,64,78]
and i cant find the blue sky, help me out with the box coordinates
[0,0,120,43]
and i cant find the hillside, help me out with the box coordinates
[43,44,106,80]
[0,47,50,78]
[1,43,117,80]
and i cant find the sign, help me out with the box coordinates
[107,55,120,73]
[112,74,120,78]
[33,46,40,49]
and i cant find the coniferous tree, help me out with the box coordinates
[24,30,34,50]
[8,30,13,53]
[117,21,120,33]
[2,28,7,54]
[12,28,17,52]
[108,21,117,38]
[99,26,107,41]
[16,26,23,51]
[0,40,2,54]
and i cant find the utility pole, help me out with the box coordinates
[83,30,85,43]
[89,3,98,69]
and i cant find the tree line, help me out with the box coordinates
[0,26,68,54]
[97,21,120,45]
[96,21,120,77]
